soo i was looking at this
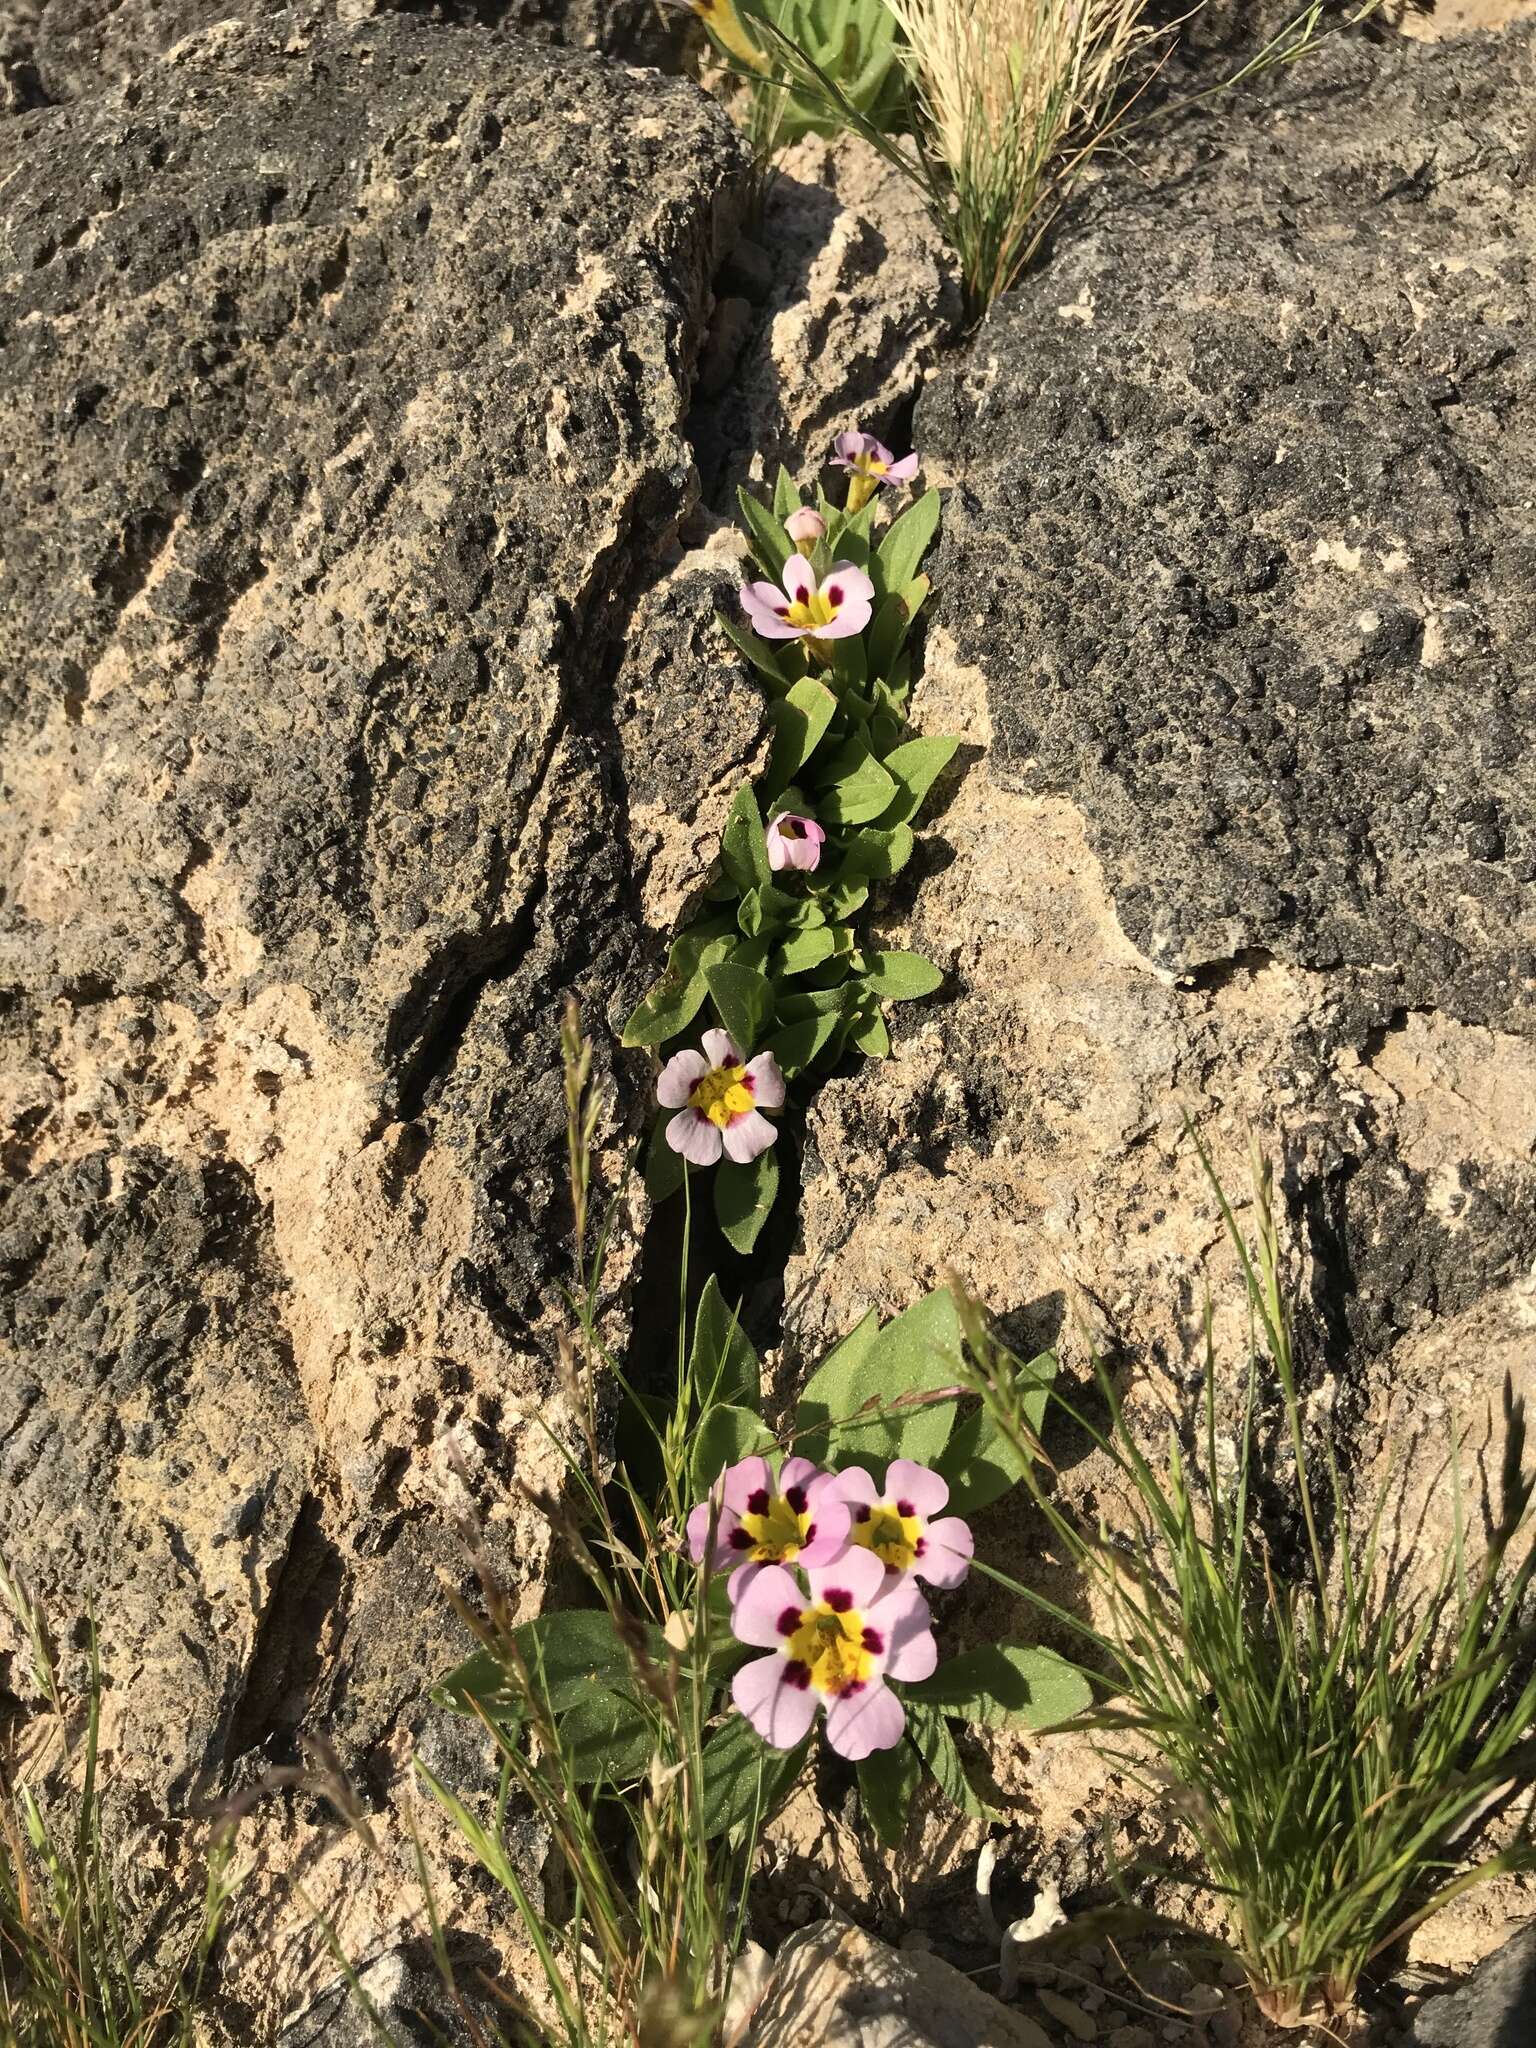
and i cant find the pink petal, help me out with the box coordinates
[829,1465,878,1508]
[804,1544,886,1612]
[885,1459,949,1519]
[797,1495,852,1565]
[656,1048,709,1108]
[700,1028,742,1068]
[741,583,805,639]
[686,1498,742,1567]
[732,1564,806,1648]
[833,429,876,463]
[824,1678,904,1759]
[744,1052,785,1110]
[778,833,821,872]
[812,592,872,640]
[824,562,875,605]
[778,1456,822,1494]
[781,552,816,605]
[885,453,919,483]
[766,832,789,873]
[733,1654,820,1752]
[867,1580,937,1682]
[916,1516,974,1590]
[666,1109,722,1166]
[719,1455,774,1514]
[727,1558,764,1601]
[721,1109,778,1165]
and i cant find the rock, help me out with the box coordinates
[748,1919,1057,2048]
[0,6,748,2024]
[274,1940,506,2046]
[5,0,687,105]
[1411,1925,1536,2046]
[918,25,1535,1029]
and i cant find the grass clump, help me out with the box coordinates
[0,1563,239,2048]
[958,1137,1536,2026]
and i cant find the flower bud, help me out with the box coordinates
[784,506,827,556]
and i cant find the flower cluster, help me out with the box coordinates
[688,1453,973,1759]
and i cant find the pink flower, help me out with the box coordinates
[765,812,825,874]
[831,1458,973,1589]
[739,554,873,653]
[784,507,827,555]
[729,1544,937,1758]
[830,429,919,512]
[686,1454,851,1598]
[656,1028,785,1168]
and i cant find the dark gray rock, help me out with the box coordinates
[4,0,687,108]
[918,24,1536,1032]
[275,1940,508,2047]
[0,8,753,2008]
[1412,1926,1536,2048]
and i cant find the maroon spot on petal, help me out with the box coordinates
[770,601,789,616]
[777,1605,802,1636]
[862,1628,884,1654]
[824,1588,853,1612]
[826,583,843,605]
[785,1485,808,1514]
[853,1504,871,1523]
[783,1660,811,1690]
[841,1678,865,1698]
[729,1529,753,1551]
[896,1498,916,1518]
[915,1536,928,1558]
[746,1488,771,1516]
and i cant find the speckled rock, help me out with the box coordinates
[0,8,749,2025]
[1412,1924,1536,2046]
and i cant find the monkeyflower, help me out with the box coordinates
[766,811,825,874]
[657,1028,784,1166]
[739,554,873,660]
[831,429,919,514]
[687,1453,851,1597]
[730,1545,937,1758]
[784,507,826,555]
[833,1459,973,1588]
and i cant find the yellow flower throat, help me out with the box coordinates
[784,1602,877,1698]
[784,589,839,631]
[688,1063,753,1129]
[852,1503,922,1572]
[737,1488,813,1563]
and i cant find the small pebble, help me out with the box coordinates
[1218,1958,1247,1988]
[1077,1944,1107,1969]
[1039,1989,1098,2042]
[1079,1986,1107,2012]
[1184,1984,1225,2024]
[1106,2029,1154,2048]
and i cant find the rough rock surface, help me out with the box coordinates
[920,27,1534,1025]
[747,1918,1053,2048]
[776,19,1536,1982]
[0,0,684,107]
[1412,1924,1536,2046]
[0,7,751,2024]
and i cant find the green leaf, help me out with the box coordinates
[905,1645,1092,1732]
[706,960,774,1053]
[829,629,868,689]
[907,1703,999,1820]
[645,1115,686,1202]
[817,878,870,919]
[435,1609,647,1722]
[866,578,928,679]
[939,1351,1057,1514]
[776,928,837,976]
[850,1010,890,1058]
[621,972,708,1049]
[772,464,801,521]
[878,736,959,827]
[837,826,914,884]
[817,741,898,827]
[764,1005,845,1079]
[721,785,773,895]
[560,1685,656,1784]
[876,488,942,595]
[766,677,838,796]
[700,1717,810,1839]
[716,1144,779,1254]
[689,1274,760,1410]
[738,485,794,578]
[719,610,795,688]
[775,985,855,1021]
[857,1737,922,1848]
[691,1403,775,1493]
[864,950,944,1001]
[795,1286,968,1470]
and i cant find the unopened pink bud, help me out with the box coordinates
[784,507,827,555]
